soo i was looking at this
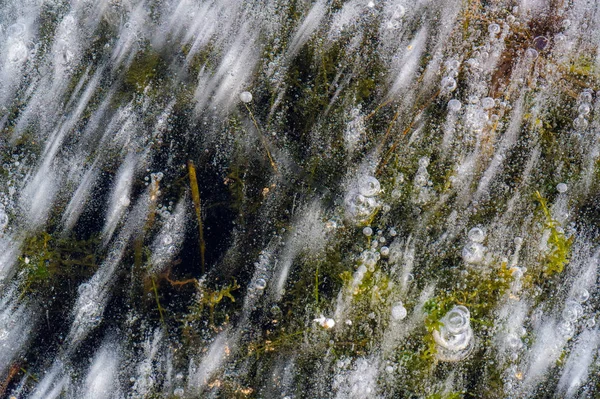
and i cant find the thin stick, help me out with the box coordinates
[151,276,166,326]
[188,160,206,275]
[244,103,278,173]
[376,89,441,175]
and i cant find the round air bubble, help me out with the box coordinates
[239,91,253,103]
[532,36,549,51]
[7,23,25,38]
[467,227,485,243]
[255,278,267,290]
[525,48,538,59]
[578,103,591,115]
[441,76,457,92]
[358,176,381,197]
[556,183,568,193]
[562,300,583,322]
[573,116,588,130]
[488,23,501,35]
[462,242,485,264]
[557,320,575,339]
[574,288,590,303]
[391,303,407,320]
[380,246,389,256]
[448,99,462,112]
[580,91,593,103]
[481,97,495,110]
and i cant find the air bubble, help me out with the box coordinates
[462,242,485,264]
[7,40,28,64]
[574,288,589,303]
[358,176,381,197]
[448,99,462,112]
[380,246,389,256]
[580,91,593,103]
[481,97,495,110]
[573,116,588,130]
[467,227,485,243]
[578,103,591,115]
[391,303,407,320]
[556,183,568,193]
[239,91,253,103]
[255,278,267,290]
[441,76,457,92]
[525,48,538,59]
[562,300,583,322]
[532,36,549,51]
[488,23,501,35]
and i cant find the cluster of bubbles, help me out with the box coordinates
[573,90,593,131]
[344,107,366,153]
[0,207,8,232]
[144,171,164,186]
[246,251,271,304]
[345,175,381,224]
[390,172,404,199]
[333,358,378,398]
[412,157,433,205]
[156,200,175,220]
[525,36,549,61]
[351,227,397,292]
[462,226,486,265]
[173,373,185,397]
[75,282,103,327]
[558,288,590,339]
[440,59,459,94]
[384,4,406,30]
[5,23,28,65]
[314,315,335,329]
[503,331,525,360]
[465,97,491,133]
[432,305,475,361]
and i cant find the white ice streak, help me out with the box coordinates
[149,198,188,274]
[0,289,33,376]
[102,152,137,244]
[556,329,599,398]
[271,201,326,301]
[287,0,327,58]
[62,162,100,231]
[130,329,165,398]
[194,28,259,114]
[80,342,121,399]
[387,25,428,101]
[188,330,237,391]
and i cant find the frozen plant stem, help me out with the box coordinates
[188,160,206,275]
[151,276,166,326]
[244,103,278,173]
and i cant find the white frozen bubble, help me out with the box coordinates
[239,91,253,103]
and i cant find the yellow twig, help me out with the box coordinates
[188,160,206,274]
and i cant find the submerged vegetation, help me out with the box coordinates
[0,0,600,398]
